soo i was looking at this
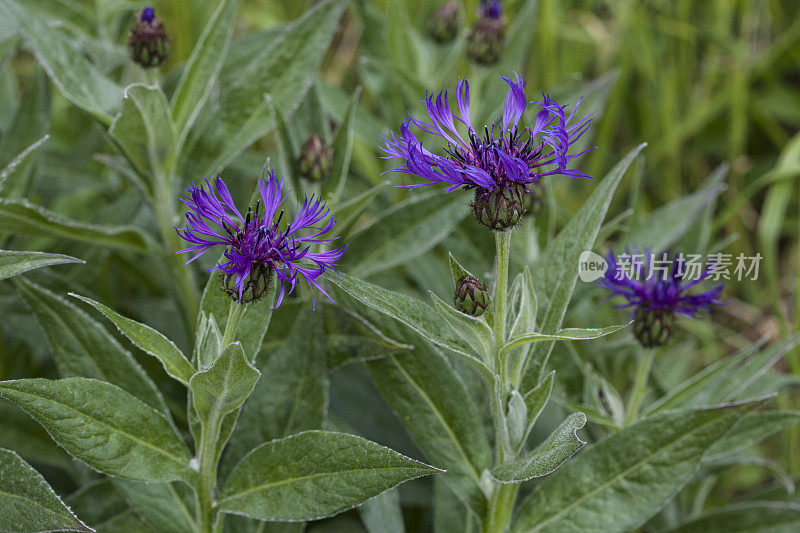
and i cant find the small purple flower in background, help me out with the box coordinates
[599,249,724,347]
[480,0,502,19]
[175,172,346,308]
[128,6,170,68]
[381,74,594,230]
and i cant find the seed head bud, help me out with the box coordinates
[221,263,273,304]
[471,183,526,231]
[632,307,675,348]
[128,7,170,69]
[467,0,505,65]
[428,2,460,44]
[454,275,490,317]
[298,134,333,182]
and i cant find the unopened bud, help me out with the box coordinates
[454,275,490,317]
[466,0,505,65]
[298,134,333,182]
[428,2,460,44]
[221,263,273,304]
[632,307,674,348]
[471,183,526,231]
[128,7,170,69]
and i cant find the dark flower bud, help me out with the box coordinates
[471,183,526,231]
[428,2,460,44]
[221,263,273,304]
[632,307,674,348]
[454,275,490,317]
[298,134,333,182]
[466,0,505,65]
[128,7,170,69]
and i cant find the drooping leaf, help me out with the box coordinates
[0,249,83,280]
[513,399,763,533]
[0,198,151,252]
[0,0,122,123]
[219,431,441,521]
[16,278,168,415]
[491,412,587,483]
[190,342,260,423]
[0,378,194,482]
[501,324,629,358]
[0,447,92,532]
[71,293,194,387]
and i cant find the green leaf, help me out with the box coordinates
[327,271,492,376]
[359,488,405,533]
[219,430,441,521]
[190,342,260,423]
[0,249,83,280]
[0,0,122,123]
[16,278,168,415]
[70,293,194,387]
[429,291,494,361]
[347,191,467,278]
[109,84,176,179]
[626,180,725,252]
[491,412,587,483]
[0,198,151,252]
[704,410,800,460]
[0,378,194,482]
[195,270,275,366]
[0,447,92,533]
[367,345,491,517]
[522,371,555,441]
[192,0,347,175]
[507,267,538,342]
[0,135,49,196]
[110,480,197,533]
[665,502,800,533]
[512,399,763,533]
[448,252,477,287]
[647,335,800,413]
[523,144,647,387]
[502,324,629,358]
[171,0,238,148]
[323,87,361,201]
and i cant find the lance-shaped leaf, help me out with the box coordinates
[0,448,92,532]
[523,144,646,387]
[219,431,441,521]
[501,324,629,358]
[347,191,467,278]
[0,0,122,123]
[429,291,494,361]
[323,87,360,200]
[70,293,194,386]
[367,344,491,518]
[190,342,260,423]
[0,135,49,196]
[171,0,238,147]
[492,412,587,483]
[664,501,800,533]
[0,378,195,482]
[0,249,83,280]
[327,271,492,378]
[16,278,168,415]
[109,84,176,179]
[359,488,404,533]
[513,399,764,533]
[0,198,151,252]
[111,480,197,533]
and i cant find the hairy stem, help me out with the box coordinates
[624,346,656,425]
[196,416,222,533]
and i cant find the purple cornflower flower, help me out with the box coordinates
[175,172,346,308]
[600,249,723,346]
[380,74,594,229]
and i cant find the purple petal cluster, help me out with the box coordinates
[600,250,723,318]
[479,0,502,19]
[381,74,594,195]
[175,172,346,308]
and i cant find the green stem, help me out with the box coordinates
[220,300,248,351]
[493,231,511,365]
[196,416,222,533]
[483,483,519,533]
[624,346,656,426]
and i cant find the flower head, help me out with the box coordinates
[175,172,346,308]
[599,249,724,346]
[467,1,505,64]
[381,74,594,229]
[128,6,169,68]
